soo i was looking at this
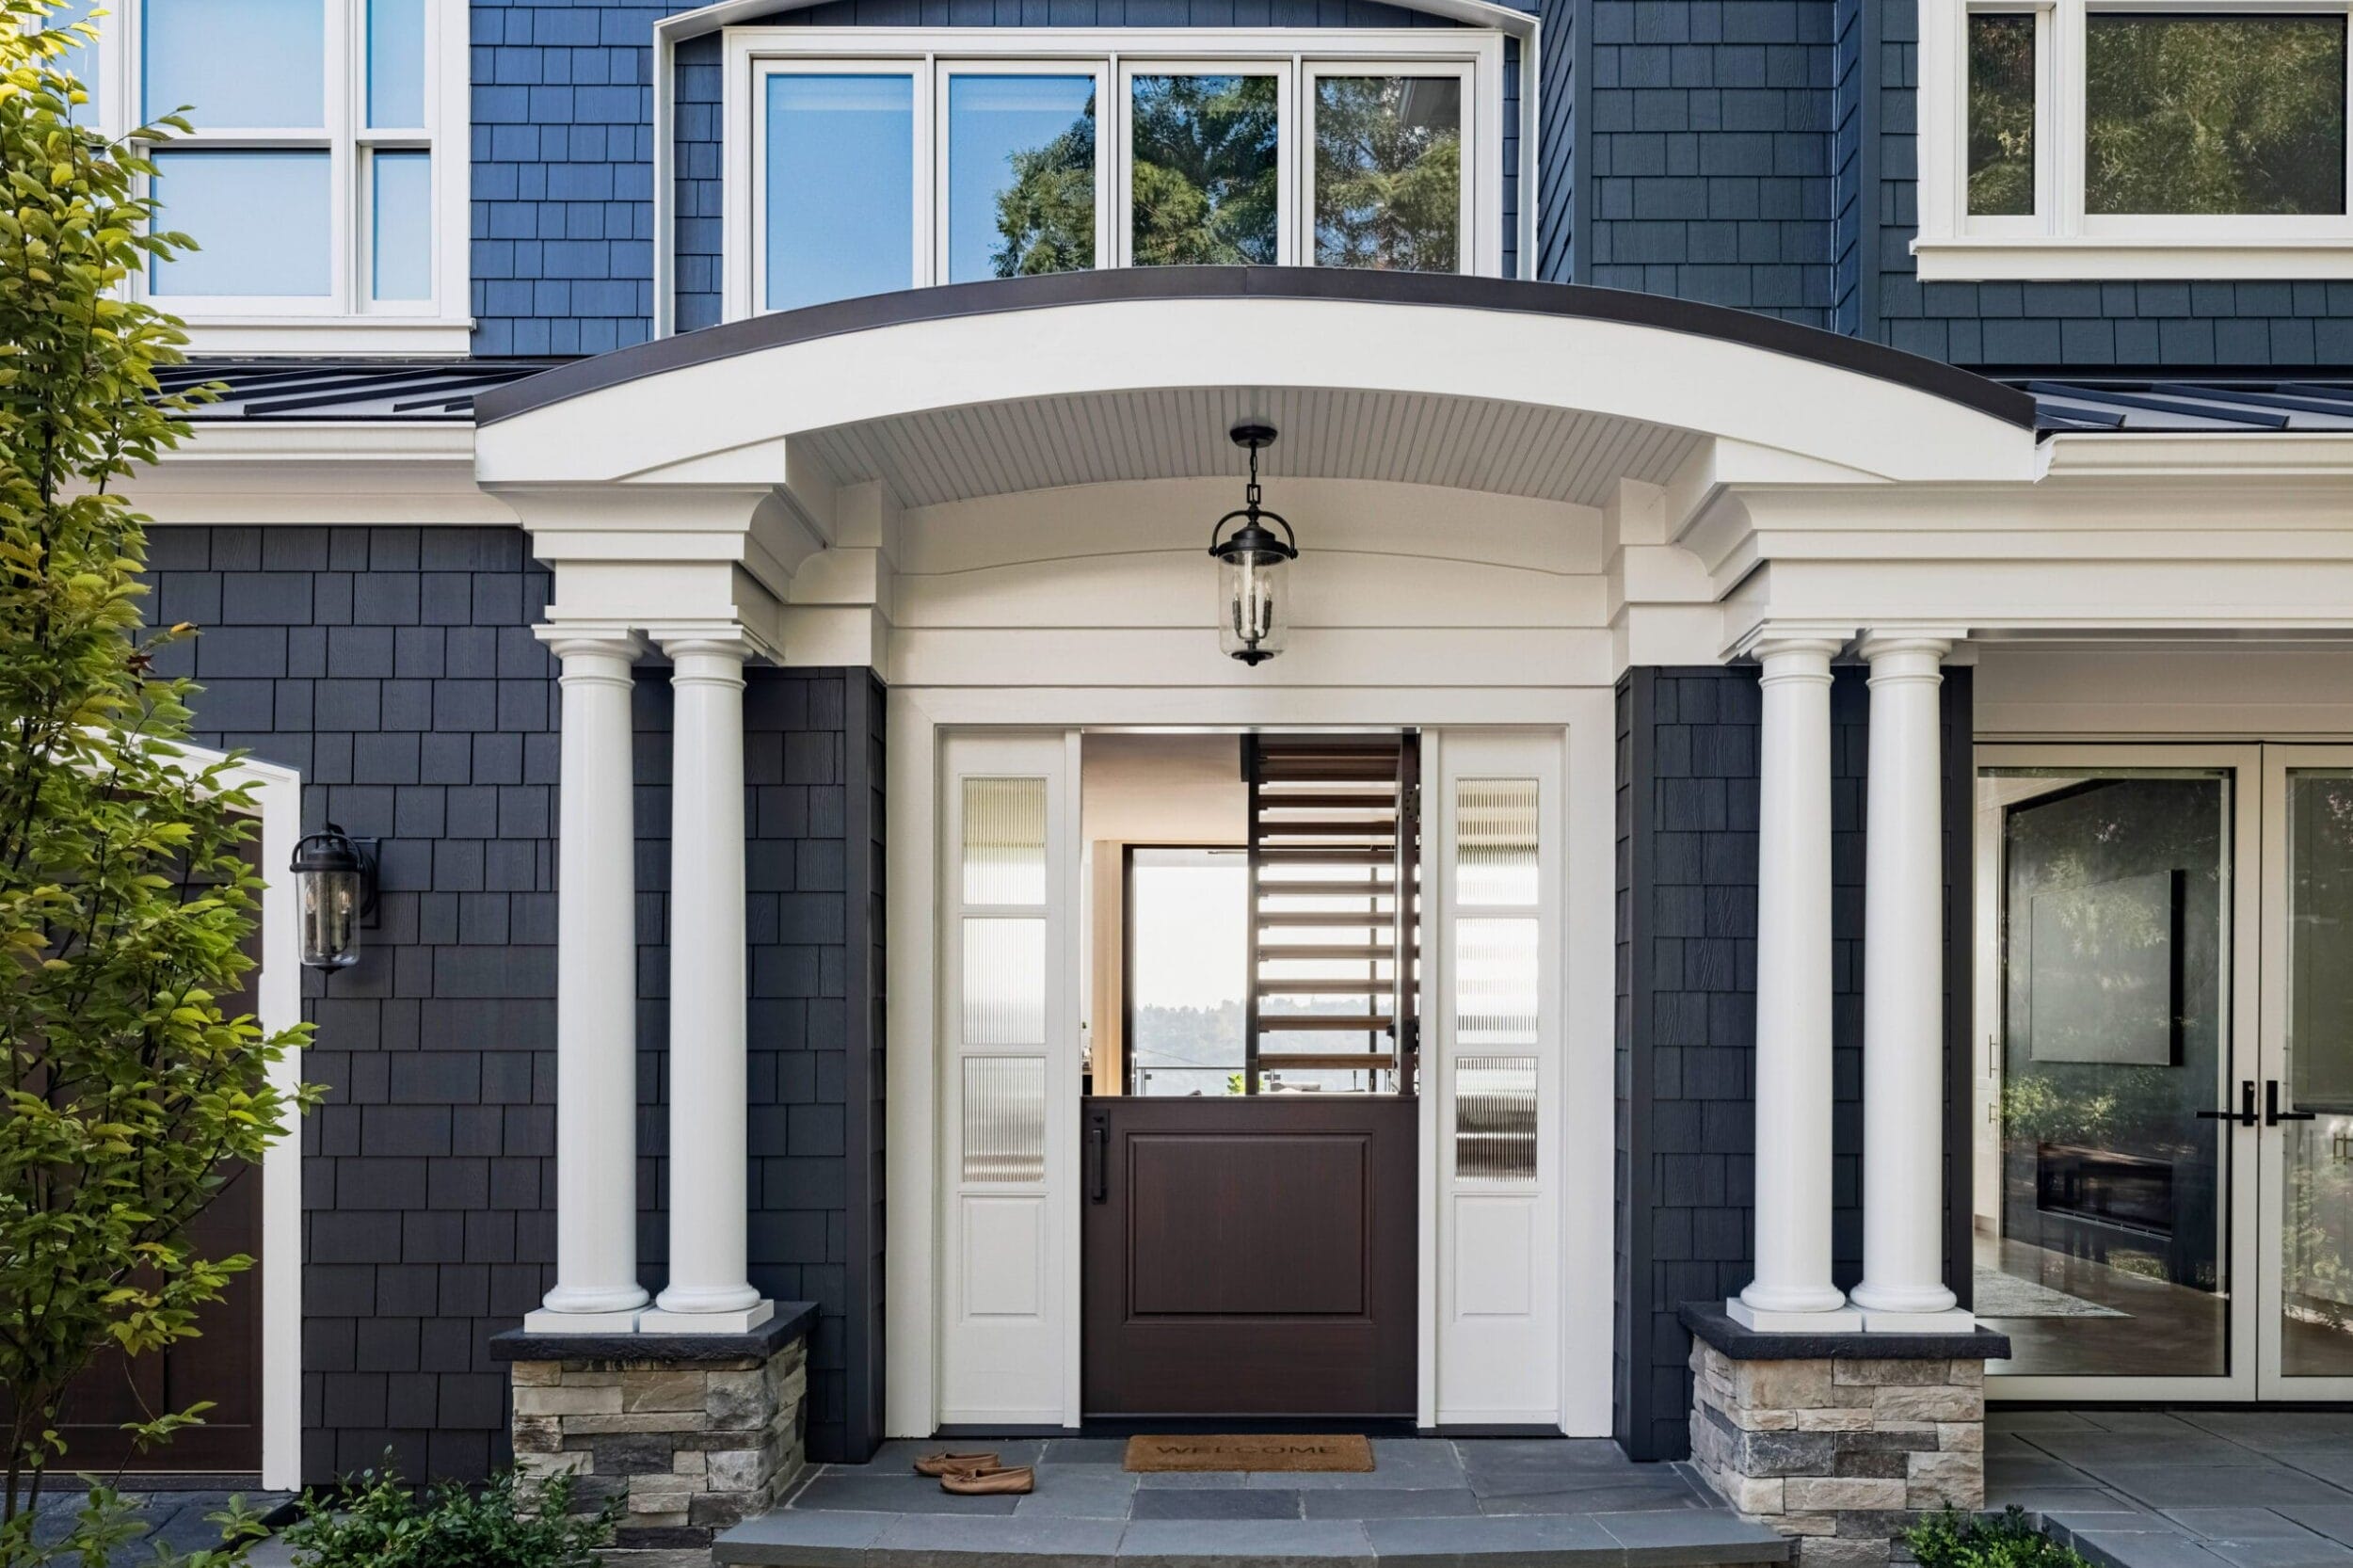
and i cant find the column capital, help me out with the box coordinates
[1732,623,1853,668]
[1857,627,1965,666]
[535,623,647,664]
[649,623,765,665]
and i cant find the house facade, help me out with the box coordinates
[66,0,2353,1544]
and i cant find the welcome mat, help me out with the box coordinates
[1125,1434,1375,1473]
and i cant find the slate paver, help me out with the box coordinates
[1304,1488,1483,1519]
[2095,1467,2353,1511]
[1012,1469,1141,1518]
[2275,1507,2353,1546]
[1593,1507,1793,1565]
[1361,1512,1627,1568]
[791,1472,1025,1515]
[874,1512,1128,1566]
[1115,1518,1377,1568]
[1131,1488,1305,1520]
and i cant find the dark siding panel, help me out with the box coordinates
[1612,663,1971,1459]
[842,671,888,1461]
[151,526,883,1479]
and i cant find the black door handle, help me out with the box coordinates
[2267,1080,2317,1128]
[1086,1121,1109,1203]
[2196,1080,2258,1128]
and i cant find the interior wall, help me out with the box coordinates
[1078,734,1247,1094]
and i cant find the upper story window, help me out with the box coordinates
[42,0,470,352]
[719,29,1506,321]
[1917,0,2353,279]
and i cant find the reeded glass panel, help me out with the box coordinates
[2086,14,2346,216]
[145,0,324,126]
[2282,771,2353,1379]
[1313,74,1462,272]
[1457,777,1539,906]
[1455,917,1538,1051]
[371,151,432,301]
[150,151,331,296]
[41,0,101,120]
[366,0,425,127]
[962,918,1045,1046]
[961,776,1047,905]
[948,73,1096,284]
[1128,72,1280,265]
[764,72,915,312]
[1978,768,2232,1380]
[1456,1055,1536,1182]
[1967,12,2036,216]
[1128,848,1247,1097]
[962,1056,1046,1183]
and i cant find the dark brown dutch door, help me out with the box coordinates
[1082,735,1419,1418]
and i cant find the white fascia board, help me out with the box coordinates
[125,423,512,526]
[2041,431,2353,479]
[1913,239,2353,282]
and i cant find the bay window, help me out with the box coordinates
[45,0,470,349]
[720,29,1503,321]
[1920,0,2353,278]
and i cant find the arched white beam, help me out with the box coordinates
[648,0,1545,332]
[477,276,2042,494]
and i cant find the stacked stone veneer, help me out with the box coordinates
[1688,1332,1993,1568]
[496,1314,811,1568]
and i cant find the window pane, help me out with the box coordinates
[963,919,1047,1046]
[144,0,324,127]
[1457,777,1538,906]
[948,74,1096,284]
[962,776,1047,905]
[962,1057,1046,1183]
[372,151,432,300]
[367,0,425,127]
[2282,772,2353,1379]
[150,151,330,296]
[1128,850,1247,1097]
[42,0,101,121]
[1313,74,1462,271]
[1129,72,1279,265]
[1967,12,2036,216]
[2087,14,2346,216]
[764,72,913,312]
[1456,1055,1537,1182]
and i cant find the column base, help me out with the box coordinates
[494,1304,814,1568]
[638,1300,776,1336]
[1860,1306,1977,1334]
[522,1305,644,1335]
[1727,1298,1864,1334]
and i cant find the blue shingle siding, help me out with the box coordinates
[146,526,882,1481]
[1575,0,1838,326]
[664,0,1530,333]
[1612,664,1969,1461]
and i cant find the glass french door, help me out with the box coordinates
[1977,744,2353,1400]
[2260,749,2353,1399]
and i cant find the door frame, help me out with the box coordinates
[2257,744,2353,1400]
[884,691,1615,1439]
[1974,742,2263,1404]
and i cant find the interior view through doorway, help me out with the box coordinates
[1974,745,2353,1399]
[1078,732,1422,1418]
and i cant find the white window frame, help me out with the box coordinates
[1113,56,1296,266]
[1918,0,2353,279]
[61,0,472,352]
[719,27,1507,323]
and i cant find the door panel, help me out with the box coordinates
[1082,1096,1417,1417]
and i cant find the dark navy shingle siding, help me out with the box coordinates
[149,526,880,1481]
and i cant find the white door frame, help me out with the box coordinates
[1975,742,2263,1404]
[883,687,1614,1439]
[2257,745,2353,1401]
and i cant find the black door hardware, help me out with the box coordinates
[2197,1080,2258,1128]
[2266,1080,2316,1128]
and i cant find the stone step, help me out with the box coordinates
[713,1507,1796,1567]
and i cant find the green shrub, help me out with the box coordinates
[279,1465,618,1568]
[1905,1506,2095,1568]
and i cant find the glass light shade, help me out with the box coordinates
[297,865,363,969]
[1217,543,1289,664]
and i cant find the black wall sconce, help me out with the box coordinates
[291,824,378,970]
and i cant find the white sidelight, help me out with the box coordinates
[645,629,772,1333]
[1851,632,1972,1330]
[1734,631,1860,1331]
[528,629,651,1333]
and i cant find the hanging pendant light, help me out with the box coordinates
[1208,423,1299,666]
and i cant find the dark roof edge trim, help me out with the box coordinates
[472,267,2039,431]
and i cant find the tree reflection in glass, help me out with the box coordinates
[961,76,1096,282]
[1128,73,1281,265]
[1313,75,1462,271]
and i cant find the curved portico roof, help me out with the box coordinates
[472,267,2044,498]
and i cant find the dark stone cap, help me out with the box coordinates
[489,1301,819,1364]
[1679,1302,2012,1363]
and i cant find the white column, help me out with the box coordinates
[1851,632,1973,1330]
[642,629,773,1334]
[1733,631,1861,1331]
[527,629,650,1333]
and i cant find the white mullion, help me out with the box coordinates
[2054,0,2085,238]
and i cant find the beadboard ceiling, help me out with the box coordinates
[797,386,1704,510]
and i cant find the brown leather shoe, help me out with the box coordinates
[940,1464,1034,1496]
[913,1450,1000,1478]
